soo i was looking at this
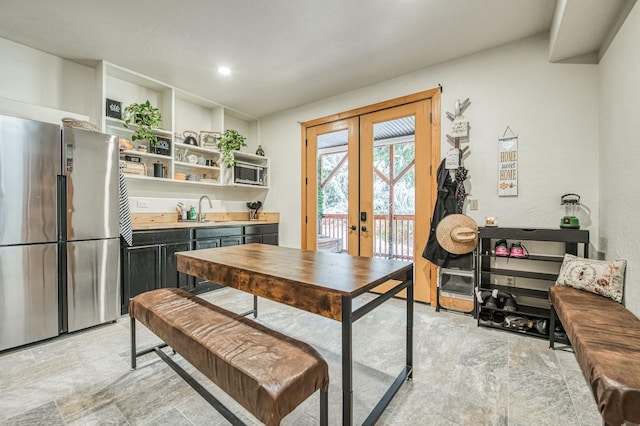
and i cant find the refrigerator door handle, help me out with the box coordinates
[57,175,66,242]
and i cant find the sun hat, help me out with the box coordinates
[435,214,478,254]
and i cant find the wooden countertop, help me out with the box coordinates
[131,211,279,231]
[133,220,277,231]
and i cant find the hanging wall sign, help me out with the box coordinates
[445,148,460,169]
[451,116,469,138]
[498,127,518,196]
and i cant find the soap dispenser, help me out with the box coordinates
[188,206,197,220]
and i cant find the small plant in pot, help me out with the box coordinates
[123,100,163,150]
[217,129,247,168]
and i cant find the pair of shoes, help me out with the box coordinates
[505,315,531,330]
[478,311,506,326]
[477,289,500,309]
[476,289,518,312]
[493,240,529,258]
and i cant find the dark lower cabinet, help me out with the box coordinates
[122,245,160,314]
[245,224,279,246]
[192,227,244,293]
[121,223,279,312]
[162,242,191,290]
[121,228,191,314]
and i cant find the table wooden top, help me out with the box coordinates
[176,244,413,320]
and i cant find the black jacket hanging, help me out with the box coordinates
[422,159,458,266]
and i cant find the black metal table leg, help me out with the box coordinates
[407,272,414,380]
[342,295,353,426]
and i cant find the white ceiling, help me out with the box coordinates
[0,0,634,118]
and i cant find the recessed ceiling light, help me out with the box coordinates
[218,66,231,75]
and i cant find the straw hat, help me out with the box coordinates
[436,214,478,254]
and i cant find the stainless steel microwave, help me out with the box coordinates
[234,161,267,186]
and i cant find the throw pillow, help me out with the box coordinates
[555,254,626,303]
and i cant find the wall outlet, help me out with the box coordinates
[137,200,149,208]
[469,198,478,210]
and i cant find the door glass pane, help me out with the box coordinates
[317,129,348,253]
[372,116,415,260]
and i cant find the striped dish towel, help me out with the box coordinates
[119,167,133,246]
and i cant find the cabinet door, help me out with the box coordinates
[195,239,220,250]
[161,242,191,290]
[221,236,243,246]
[122,245,160,314]
[244,235,262,244]
[193,239,221,291]
[262,233,279,246]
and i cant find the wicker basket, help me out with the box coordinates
[120,160,147,176]
[61,117,101,132]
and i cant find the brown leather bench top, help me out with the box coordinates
[129,288,329,426]
[549,285,640,425]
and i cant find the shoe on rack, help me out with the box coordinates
[502,293,518,312]
[475,289,494,305]
[491,312,506,327]
[494,239,509,257]
[509,242,528,258]
[535,319,548,335]
[505,315,529,329]
[485,289,500,310]
[478,311,492,326]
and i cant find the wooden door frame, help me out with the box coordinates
[301,88,441,304]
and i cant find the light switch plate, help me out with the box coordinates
[137,200,149,208]
[469,199,478,210]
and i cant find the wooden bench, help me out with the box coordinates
[129,288,329,426]
[549,285,640,426]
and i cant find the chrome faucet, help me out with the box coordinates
[198,195,213,222]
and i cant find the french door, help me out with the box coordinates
[302,90,439,303]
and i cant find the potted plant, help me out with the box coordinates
[217,129,247,168]
[123,100,163,149]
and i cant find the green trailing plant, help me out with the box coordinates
[217,129,247,168]
[123,100,163,147]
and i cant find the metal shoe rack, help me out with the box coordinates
[475,227,589,339]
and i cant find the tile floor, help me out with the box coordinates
[0,288,602,425]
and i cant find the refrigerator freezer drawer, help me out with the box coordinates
[0,244,59,351]
[66,239,120,332]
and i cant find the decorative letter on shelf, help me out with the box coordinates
[498,126,518,197]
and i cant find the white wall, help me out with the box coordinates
[0,38,96,119]
[599,4,640,315]
[260,34,600,250]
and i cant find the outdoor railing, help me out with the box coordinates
[318,214,415,260]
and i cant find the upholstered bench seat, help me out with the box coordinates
[549,285,640,426]
[129,288,329,426]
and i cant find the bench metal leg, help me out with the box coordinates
[320,388,328,426]
[153,347,246,426]
[239,295,259,318]
[549,305,556,349]
[131,317,137,370]
[254,294,258,318]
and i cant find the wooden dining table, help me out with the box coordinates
[176,243,414,425]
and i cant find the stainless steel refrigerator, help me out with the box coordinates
[0,115,120,351]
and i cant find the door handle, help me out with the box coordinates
[361,226,367,232]
[350,225,357,231]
